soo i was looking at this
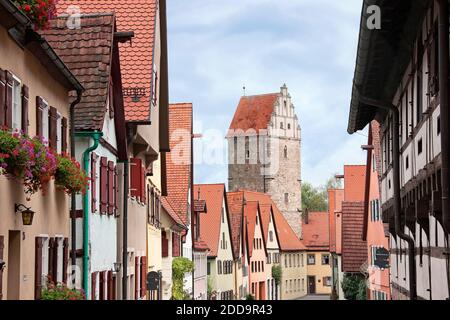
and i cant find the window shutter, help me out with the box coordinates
[0,69,6,127]
[5,71,12,129]
[62,238,69,284]
[161,231,168,258]
[112,273,117,300]
[21,85,29,134]
[91,272,98,300]
[61,117,68,152]
[107,270,113,300]
[99,271,106,300]
[153,71,158,106]
[0,235,4,300]
[141,165,146,203]
[34,237,45,300]
[135,256,140,299]
[48,238,55,283]
[52,238,59,283]
[108,161,115,215]
[114,166,119,217]
[140,256,147,298]
[100,157,108,214]
[36,96,43,137]
[130,158,142,199]
[91,153,98,213]
[48,106,58,149]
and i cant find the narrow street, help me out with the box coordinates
[296,295,330,301]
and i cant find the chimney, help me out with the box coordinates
[303,208,309,225]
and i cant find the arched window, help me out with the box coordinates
[284,146,288,158]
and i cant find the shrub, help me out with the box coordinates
[172,257,194,300]
[341,273,367,300]
[41,279,85,300]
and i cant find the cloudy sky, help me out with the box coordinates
[167,0,368,188]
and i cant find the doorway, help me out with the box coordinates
[7,231,21,300]
[308,276,316,294]
[258,281,265,300]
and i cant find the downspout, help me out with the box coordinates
[70,90,82,286]
[438,0,450,299]
[360,97,417,300]
[75,131,103,298]
[121,158,129,300]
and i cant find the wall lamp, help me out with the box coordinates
[0,259,5,271]
[15,204,35,226]
[113,262,122,273]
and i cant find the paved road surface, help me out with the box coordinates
[296,294,330,300]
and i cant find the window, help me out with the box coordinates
[221,208,225,223]
[11,75,21,131]
[218,260,222,274]
[256,216,259,225]
[269,231,273,242]
[405,155,409,170]
[437,116,441,135]
[288,123,291,130]
[322,254,330,265]
[285,255,288,267]
[56,112,62,154]
[289,254,292,268]
[280,122,284,129]
[284,193,289,204]
[301,254,304,267]
[418,138,423,155]
[207,262,211,275]
[323,277,332,287]
[307,254,315,265]
[284,146,288,158]
[41,100,49,142]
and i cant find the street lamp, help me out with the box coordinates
[113,262,122,273]
[15,204,35,226]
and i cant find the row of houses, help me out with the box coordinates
[328,0,450,301]
[0,0,215,300]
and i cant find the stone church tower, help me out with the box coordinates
[227,84,303,238]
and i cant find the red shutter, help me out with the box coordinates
[99,271,105,300]
[108,161,115,215]
[114,166,119,217]
[107,270,113,300]
[91,153,98,213]
[141,165,146,203]
[100,157,108,214]
[0,69,5,127]
[61,117,67,152]
[0,235,4,300]
[130,158,142,199]
[21,85,29,134]
[36,96,43,137]
[48,106,57,150]
[172,232,180,257]
[91,272,98,300]
[62,238,69,284]
[140,256,147,298]
[162,231,168,258]
[48,238,55,283]
[5,71,12,129]
[135,257,140,299]
[34,237,45,300]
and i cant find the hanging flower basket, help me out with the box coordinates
[55,153,89,195]
[13,0,58,30]
[0,128,86,196]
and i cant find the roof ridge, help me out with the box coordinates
[241,92,279,99]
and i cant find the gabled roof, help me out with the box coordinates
[194,184,230,258]
[227,93,278,135]
[259,204,272,245]
[226,191,245,259]
[243,201,260,258]
[56,0,159,122]
[239,190,306,252]
[328,189,344,253]
[302,212,330,251]
[40,14,117,131]
[342,202,367,273]
[161,196,187,230]
[0,0,83,92]
[166,103,192,224]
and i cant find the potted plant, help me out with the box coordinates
[13,0,58,30]
[41,278,86,300]
[55,153,89,195]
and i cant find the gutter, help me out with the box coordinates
[360,96,417,300]
[75,131,103,298]
[70,90,83,287]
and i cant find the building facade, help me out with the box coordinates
[227,84,303,238]
[348,0,450,300]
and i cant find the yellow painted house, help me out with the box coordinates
[302,211,332,296]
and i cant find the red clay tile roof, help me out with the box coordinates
[328,189,344,253]
[194,184,227,257]
[341,202,367,273]
[344,165,366,202]
[239,190,306,252]
[226,191,245,259]
[302,212,330,251]
[161,196,186,229]
[56,0,158,122]
[39,14,116,131]
[166,103,192,225]
[194,238,210,252]
[259,204,272,245]
[227,93,278,135]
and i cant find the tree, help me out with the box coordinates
[172,257,194,300]
[341,273,367,300]
[301,182,327,212]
